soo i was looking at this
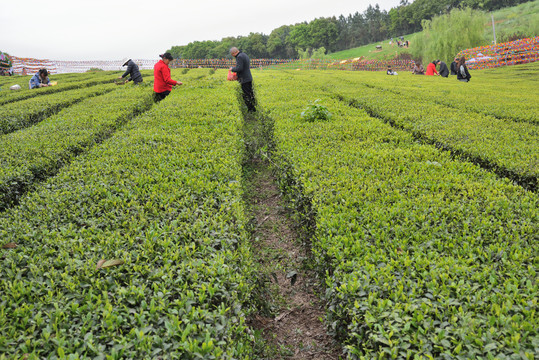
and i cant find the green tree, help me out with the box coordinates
[180,40,219,59]
[308,18,339,51]
[167,46,185,59]
[311,47,328,59]
[267,25,293,58]
[413,7,486,63]
[297,48,311,59]
[287,23,312,52]
[296,46,327,59]
[208,37,236,58]
[363,4,390,43]
[242,32,269,58]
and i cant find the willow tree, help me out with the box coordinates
[413,7,486,63]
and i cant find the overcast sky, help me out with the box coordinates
[2,0,402,61]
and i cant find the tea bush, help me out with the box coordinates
[0,66,537,359]
[0,77,255,358]
[0,83,117,135]
[325,72,538,191]
[0,72,120,106]
[300,99,333,122]
[0,86,154,210]
[256,70,538,359]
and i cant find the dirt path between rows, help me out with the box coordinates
[244,153,342,359]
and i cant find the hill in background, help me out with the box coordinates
[168,0,538,60]
[328,0,539,60]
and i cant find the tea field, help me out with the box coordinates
[0,64,537,359]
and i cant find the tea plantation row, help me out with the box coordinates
[0,71,256,359]
[255,70,538,359]
[0,85,155,211]
[0,72,122,106]
[0,83,118,135]
[0,67,537,359]
[321,72,538,191]
[336,63,539,125]
[0,71,107,87]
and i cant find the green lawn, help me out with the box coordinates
[328,32,421,60]
[491,0,539,42]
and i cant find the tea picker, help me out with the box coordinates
[29,68,54,89]
[118,58,143,84]
[153,53,182,101]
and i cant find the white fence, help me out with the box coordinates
[11,57,156,75]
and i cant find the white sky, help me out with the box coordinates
[2,0,402,61]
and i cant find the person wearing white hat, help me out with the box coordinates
[118,58,143,84]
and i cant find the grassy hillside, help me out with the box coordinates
[328,0,539,60]
[492,0,539,41]
[328,32,421,60]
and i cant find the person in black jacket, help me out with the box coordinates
[437,60,449,77]
[119,58,143,84]
[412,62,424,75]
[230,47,256,113]
[456,56,472,82]
[450,57,458,75]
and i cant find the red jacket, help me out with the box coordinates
[426,62,438,76]
[153,60,178,92]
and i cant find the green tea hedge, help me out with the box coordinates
[256,70,538,359]
[0,86,153,210]
[0,83,117,135]
[326,73,538,191]
[0,78,255,358]
[0,73,120,106]
[340,68,539,125]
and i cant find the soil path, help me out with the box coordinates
[244,152,342,359]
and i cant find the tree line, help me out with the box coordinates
[168,0,532,59]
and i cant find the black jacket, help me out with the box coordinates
[439,61,449,77]
[456,64,472,82]
[122,60,143,83]
[450,61,457,75]
[231,52,253,84]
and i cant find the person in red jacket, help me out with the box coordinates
[153,53,182,101]
[425,61,438,76]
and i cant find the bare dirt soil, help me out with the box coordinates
[245,158,342,360]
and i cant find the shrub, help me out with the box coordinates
[255,69,538,359]
[413,7,486,64]
[0,76,255,358]
[300,99,332,122]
